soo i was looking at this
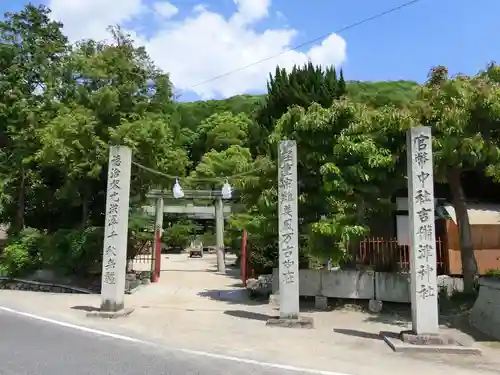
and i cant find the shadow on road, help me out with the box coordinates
[441,313,499,344]
[197,288,267,306]
[71,305,99,312]
[333,328,383,341]
[205,265,242,281]
[363,313,409,327]
[224,309,277,321]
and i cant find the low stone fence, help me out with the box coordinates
[470,277,500,339]
[0,270,152,295]
[271,268,463,303]
[0,277,93,294]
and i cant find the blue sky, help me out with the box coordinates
[2,0,499,101]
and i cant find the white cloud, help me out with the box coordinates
[49,0,145,42]
[231,0,270,25]
[153,1,178,19]
[193,4,208,13]
[47,0,347,99]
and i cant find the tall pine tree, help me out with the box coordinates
[251,62,346,156]
[241,63,347,272]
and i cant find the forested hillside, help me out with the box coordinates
[174,80,419,131]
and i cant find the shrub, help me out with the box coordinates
[0,228,46,277]
[1,225,148,278]
[42,227,104,276]
[485,269,500,279]
[162,219,198,249]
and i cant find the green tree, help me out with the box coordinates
[190,111,252,165]
[225,165,280,274]
[163,219,198,249]
[173,94,262,132]
[188,145,255,191]
[413,66,500,291]
[188,143,274,272]
[0,4,68,232]
[225,63,348,272]
[308,101,412,262]
[254,62,346,155]
[35,105,106,228]
[271,99,362,232]
[35,26,189,228]
[346,80,418,108]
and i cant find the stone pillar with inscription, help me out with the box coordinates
[266,140,313,329]
[406,126,439,336]
[88,146,134,318]
[382,127,474,352]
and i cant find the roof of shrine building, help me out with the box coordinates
[442,203,500,225]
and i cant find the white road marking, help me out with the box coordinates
[0,305,353,375]
[177,348,353,375]
[0,306,145,343]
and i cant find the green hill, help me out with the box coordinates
[175,80,419,130]
[346,80,418,108]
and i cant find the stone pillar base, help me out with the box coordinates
[266,316,314,329]
[380,330,482,354]
[400,330,455,345]
[86,307,134,319]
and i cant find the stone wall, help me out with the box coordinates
[0,277,93,294]
[0,271,152,295]
[470,277,500,339]
[271,268,463,303]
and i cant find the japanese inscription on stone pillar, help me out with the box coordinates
[407,126,439,335]
[278,140,299,319]
[101,146,132,312]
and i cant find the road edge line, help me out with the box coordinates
[177,348,353,375]
[0,305,353,375]
[0,306,145,343]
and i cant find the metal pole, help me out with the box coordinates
[215,197,226,273]
[151,197,164,282]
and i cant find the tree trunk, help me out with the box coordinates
[448,167,477,292]
[80,189,90,229]
[12,166,26,234]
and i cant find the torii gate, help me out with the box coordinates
[145,188,238,280]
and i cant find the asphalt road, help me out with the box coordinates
[0,309,335,375]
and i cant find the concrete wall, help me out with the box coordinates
[272,268,462,303]
[375,272,410,302]
[470,277,500,340]
[321,270,375,299]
